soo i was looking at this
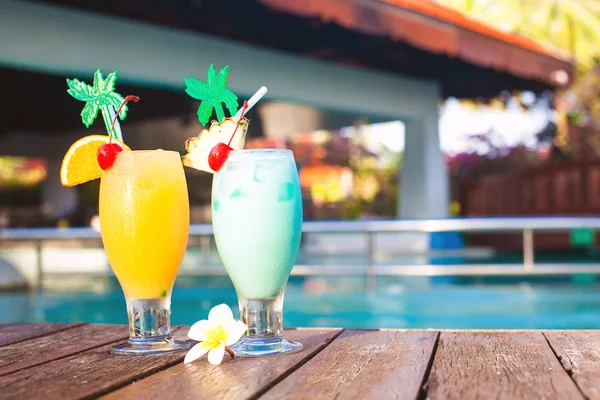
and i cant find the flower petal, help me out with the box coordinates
[208,304,234,323]
[184,341,213,364]
[225,320,248,346]
[207,343,225,365]
[187,319,212,342]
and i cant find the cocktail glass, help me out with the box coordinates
[212,149,303,357]
[99,150,191,354]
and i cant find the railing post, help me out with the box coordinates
[35,239,43,288]
[523,228,534,270]
[200,235,211,267]
[366,231,376,290]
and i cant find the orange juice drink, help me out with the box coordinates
[99,150,189,299]
[61,68,191,355]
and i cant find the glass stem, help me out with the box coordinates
[125,297,172,341]
[238,289,285,338]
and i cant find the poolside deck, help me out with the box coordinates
[0,324,598,399]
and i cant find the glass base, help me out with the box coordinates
[111,337,191,355]
[230,336,303,357]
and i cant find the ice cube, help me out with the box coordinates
[253,162,273,183]
[278,182,296,202]
[274,162,295,182]
[229,186,249,199]
[219,175,239,199]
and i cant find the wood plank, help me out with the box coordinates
[425,331,584,400]
[0,324,129,376]
[0,323,85,347]
[262,329,439,400]
[544,331,600,400]
[101,328,342,400]
[0,326,189,400]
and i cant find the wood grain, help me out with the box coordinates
[101,328,342,400]
[425,331,583,400]
[545,331,600,400]
[262,329,438,400]
[0,326,189,400]
[0,324,129,376]
[0,323,85,347]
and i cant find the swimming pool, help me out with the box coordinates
[2,275,600,329]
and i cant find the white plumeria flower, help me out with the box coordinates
[184,303,247,365]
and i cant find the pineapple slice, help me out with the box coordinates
[182,117,249,174]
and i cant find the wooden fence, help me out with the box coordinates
[457,161,600,249]
[459,161,600,216]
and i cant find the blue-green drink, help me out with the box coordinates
[212,149,303,357]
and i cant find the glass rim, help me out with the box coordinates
[226,148,294,162]
[125,149,181,155]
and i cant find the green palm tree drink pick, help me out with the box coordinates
[182,64,267,172]
[66,68,131,141]
[184,64,239,127]
[182,65,304,358]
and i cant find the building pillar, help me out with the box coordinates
[256,102,326,139]
[399,111,449,219]
[398,110,465,263]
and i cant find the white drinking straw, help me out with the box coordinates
[235,86,268,120]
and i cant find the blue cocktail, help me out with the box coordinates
[212,149,303,357]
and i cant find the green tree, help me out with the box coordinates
[441,0,600,69]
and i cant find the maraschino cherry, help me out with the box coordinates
[97,143,124,170]
[208,142,233,172]
[208,100,248,172]
[97,95,140,170]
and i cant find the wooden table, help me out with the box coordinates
[0,323,598,399]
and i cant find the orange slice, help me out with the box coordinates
[60,135,130,187]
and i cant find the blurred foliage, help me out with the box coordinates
[454,73,600,162]
[447,133,543,180]
[555,66,600,157]
[443,0,600,160]
[0,157,47,187]
[346,141,400,218]
[441,0,600,70]
[0,156,46,206]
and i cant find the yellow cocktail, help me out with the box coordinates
[61,70,191,355]
[99,149,190,354]
[99,150,189,299]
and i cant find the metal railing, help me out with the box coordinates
[2,217,600,287]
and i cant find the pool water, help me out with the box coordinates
[2,275,600,329]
